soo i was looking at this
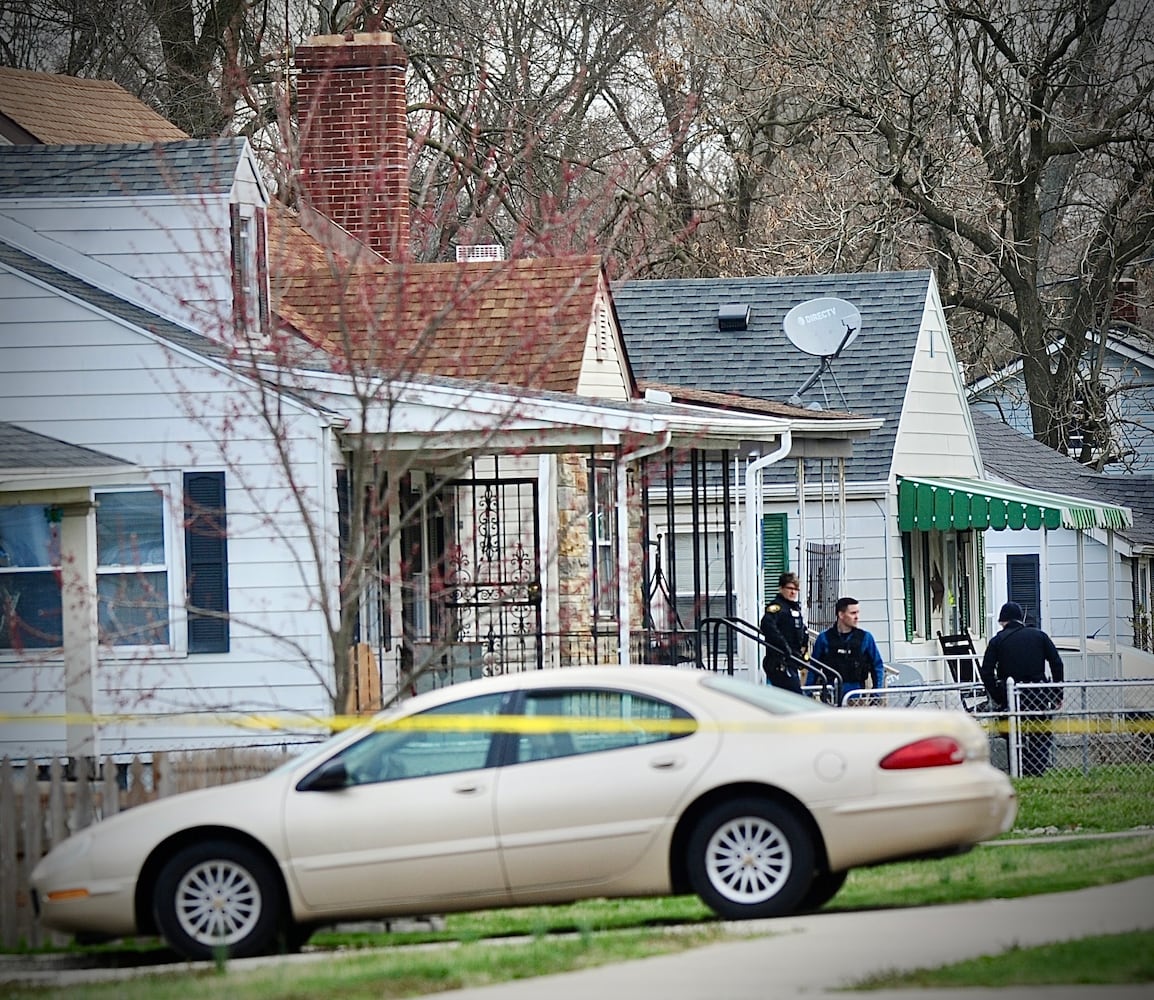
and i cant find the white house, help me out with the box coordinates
[972,408,1154,657]
[0,35,881,759]
[614,271,1133,682]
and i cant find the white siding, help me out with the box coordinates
[0,270,337,757]
[984,526,1134,651]
[575,283,631,400]
[892,285,982,479]
[0,198,235,325]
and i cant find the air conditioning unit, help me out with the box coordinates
[455,244,506,262]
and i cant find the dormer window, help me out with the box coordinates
[230,203,269,343]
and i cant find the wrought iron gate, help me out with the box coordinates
[441,477,543,674]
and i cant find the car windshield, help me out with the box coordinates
[700,674,830,715]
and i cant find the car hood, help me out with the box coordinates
[37,770,297,873]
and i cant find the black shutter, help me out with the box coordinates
[255,206,270,336]
[184,472,229,653]
[229,202,245,337]
[337,467,360,642]
[1007,554,1042,629]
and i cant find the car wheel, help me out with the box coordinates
[797,868,848,912]
[153,839,284,960]
[687,797,814,919]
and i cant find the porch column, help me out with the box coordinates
[58,500,99,757]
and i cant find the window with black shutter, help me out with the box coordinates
[184,472,229,653]
[1007,554,1042,629]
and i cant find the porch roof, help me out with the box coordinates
[296,374,882,456]
[897,475,1132,532]
[0,421,144,493]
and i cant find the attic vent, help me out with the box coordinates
[456,244,506,262]
[718,303,750,331]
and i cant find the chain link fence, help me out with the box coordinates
[846,678,1154,780]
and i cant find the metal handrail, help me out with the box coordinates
[696,616,842,704]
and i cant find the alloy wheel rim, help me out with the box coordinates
[174,858,262,946]
[705,815,791,904]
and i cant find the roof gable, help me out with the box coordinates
[0,67,188,146]
[614,270,933,481]
[275,255,612,394]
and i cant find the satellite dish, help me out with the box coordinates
[782,297,862,408]
[783,297,862,357]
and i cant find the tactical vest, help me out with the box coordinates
[822,628,870,685]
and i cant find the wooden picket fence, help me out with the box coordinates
[0,748,291,949]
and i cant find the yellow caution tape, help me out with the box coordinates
[1,711,1152,737]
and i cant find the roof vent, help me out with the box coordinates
[455,244,506,262]
[718,302,750,331]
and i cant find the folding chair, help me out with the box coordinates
[936,630,985,712]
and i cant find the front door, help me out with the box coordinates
[402,472,544,677]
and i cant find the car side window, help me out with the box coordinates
[335,693,505,786]
[515,688,695,763]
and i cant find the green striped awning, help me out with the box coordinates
[898,476,1132,532]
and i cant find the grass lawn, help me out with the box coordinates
[855,930,1154,989]
[4,770,1153,998]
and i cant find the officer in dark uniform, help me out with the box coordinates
[979,601,1064,776]
[760,572,808,693]
[812,596,886,703]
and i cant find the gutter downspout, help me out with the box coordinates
[744,431,793,680]
[618,430,673,664]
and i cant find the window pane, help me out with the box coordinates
[0,572,62,649]
[522,688,693,756]
[97,572,170,645]
[335,693,504,785]
[97,492,165,566]
[0,505,59,567]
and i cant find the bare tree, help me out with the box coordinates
[721,0,1154,466]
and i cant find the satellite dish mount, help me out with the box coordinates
[782,297,863,408]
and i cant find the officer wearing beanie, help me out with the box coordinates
[979,601,1064,775]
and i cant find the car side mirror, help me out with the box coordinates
[296,759,349,792]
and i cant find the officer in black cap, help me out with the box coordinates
[760,571,808,693]
[979,601,1064,775]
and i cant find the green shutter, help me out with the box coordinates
[762,513,788,598]
[184,472,229,653]
[901,532,915,643]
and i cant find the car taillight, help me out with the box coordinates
[879,736,966,769]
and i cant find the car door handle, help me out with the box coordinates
[453,781,484,795]
[649,756,684,771]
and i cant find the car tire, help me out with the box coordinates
[153,839,284,960]
[796,868,848,912]
[687,797,814,919]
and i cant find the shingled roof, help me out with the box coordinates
[0,420,131,472]
[972,408,1154,548]
[0,139,248,199]
[0,67,189,146]
[614,271,934,481]
[276,255,611,393]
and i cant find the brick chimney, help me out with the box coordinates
[294,32,410,261]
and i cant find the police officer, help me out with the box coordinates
[979,601,1064,776]
[811,596,886,704]
[761,572,808,693]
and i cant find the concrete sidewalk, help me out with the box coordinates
[430,877,1154,1000]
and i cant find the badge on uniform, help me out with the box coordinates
[766,603,780,613]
